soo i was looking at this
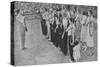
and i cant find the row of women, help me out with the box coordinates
[40,7,97,62]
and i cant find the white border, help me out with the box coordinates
[0,0,99,67]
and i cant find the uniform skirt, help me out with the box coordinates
[41,19,47,36]
[16,20,26,49]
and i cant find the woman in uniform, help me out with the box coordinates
[66,17,75,62]
[15,9,27,50]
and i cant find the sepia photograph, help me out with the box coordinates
[11,1,97,66]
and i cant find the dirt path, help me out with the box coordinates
[14,17,70,66]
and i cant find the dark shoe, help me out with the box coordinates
[22,47,27,50]
[46,36,49,39]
